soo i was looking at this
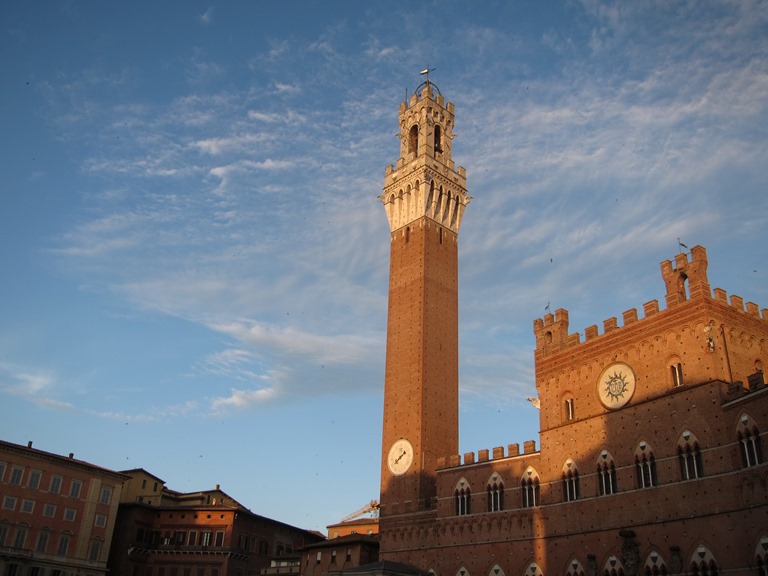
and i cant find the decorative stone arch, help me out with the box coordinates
[643,550,668,575]
[442,189,452,224]
[433,185,443,219]
[634,441,658,488]
[487,564,505,576]
[562,458,580,501]
[689,544,718,576]
[755,535,768,575]
[520,467,540,508]
[737,412,764,467]
[597,450,618,495]
[603,555,625,576]
[486,472,505,512]
[677,430,703,480]
[455,477,471,516]
[523,562,543,576]
[450,190,460,228]
[565,558,585,576]
[425,179,435,216]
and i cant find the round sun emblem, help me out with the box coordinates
[597,363,636,409]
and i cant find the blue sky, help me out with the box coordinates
[1,1,767,532]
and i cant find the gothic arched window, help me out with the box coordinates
[562,459,580,502]
[677,431,703,480]
[521,467,540,508]
[486,475,504,512]
[737,415,764,468]
[598,451,618,496]
[635,442,658,488]
[408,125,418,156]
[455,478,471,516]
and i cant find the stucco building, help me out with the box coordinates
[0,439,128,576]
[108,469,324,576]
[376,81,767,576]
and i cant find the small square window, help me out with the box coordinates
[64,508,76,521]
[3,496,17,510]
[70,479,82,499]
[9,467,24,486]
[94,514,107,528]
[21,499,34,513]
[27,470,41,490]
[43,503,56,517]
[50,476,62,494]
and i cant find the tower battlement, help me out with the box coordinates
[534,245,768,358]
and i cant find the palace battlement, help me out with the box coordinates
[437,440,539,470]
[534,245,768,358]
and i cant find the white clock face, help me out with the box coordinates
[597,362,636,409]
[387,439,414,476]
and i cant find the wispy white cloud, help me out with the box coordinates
[209,321,377,365]
[193,133,273,155]
[0,363,75,411]
[210,385,280,413]
[273,82,300,95]
[199,7,214,25]
[247,110,307,124]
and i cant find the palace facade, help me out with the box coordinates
[376,82,767,576]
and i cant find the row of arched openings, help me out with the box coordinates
[454,417,762,515]
[432,545,738,576]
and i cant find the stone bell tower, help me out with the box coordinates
[379,78,470,518]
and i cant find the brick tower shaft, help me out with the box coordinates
[379,79,469,517]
